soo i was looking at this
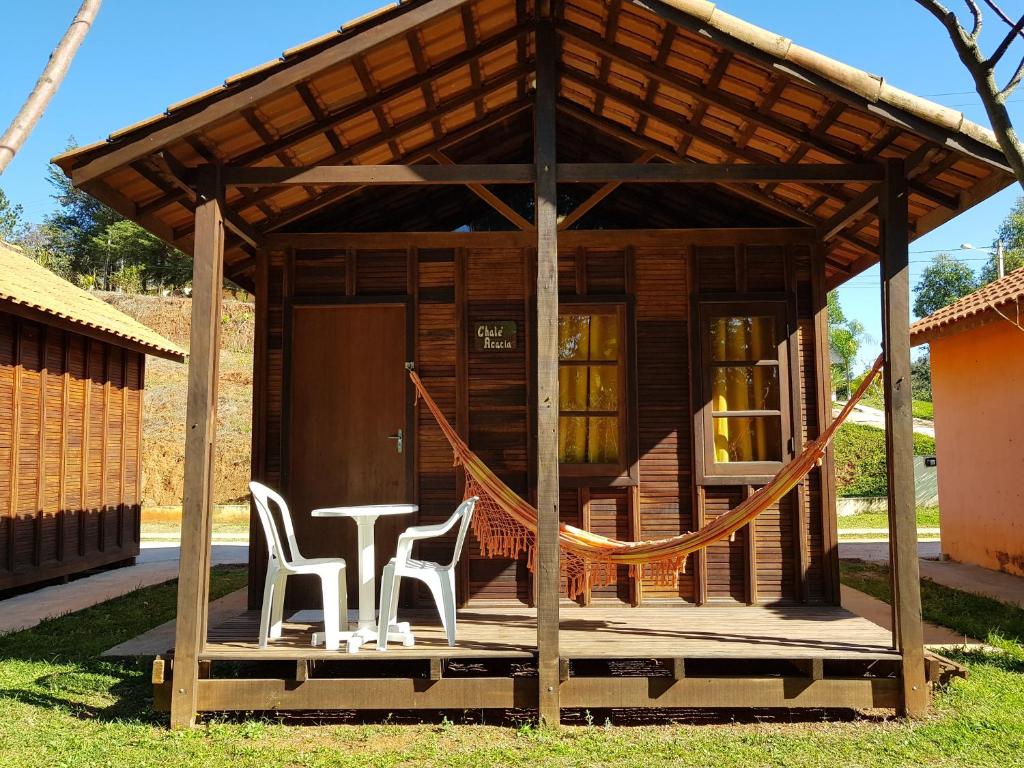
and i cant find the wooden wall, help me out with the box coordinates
[0,310,144,591]
[250,229,836,609]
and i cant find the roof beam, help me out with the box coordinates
[557,162,884,184]
[558,150,655,230]
[560,49,959,212]
[558,101,815,226]
[217,161,882,187]
[558,101,879,254]
[259,100,533,232]
[221,163,536,186]
[157,151,261,249]
[68,0,479,186]
[817,187,879,242]
[140,64,531,217]
[211,25,528,171]
[433,150,534,230]
[632,0,1012,174]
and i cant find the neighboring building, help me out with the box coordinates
[0,241,184,591]
[912,267,1024,576]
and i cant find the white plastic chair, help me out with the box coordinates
[250,481,349,651]
[376,496,478,650]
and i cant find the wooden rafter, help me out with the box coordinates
[558,21,959,211]
[432,150,534,230]
[558,150,655,230]
[68,0,479,185]
[352,55,403,159]
[227,25,527,169]
[140,63,530,220]
[295,82,346,154]
[215,160,882,188]
[259,100,533,233]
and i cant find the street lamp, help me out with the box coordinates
[961,241,1006,279]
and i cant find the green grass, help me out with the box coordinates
[840,560,1024,646]
[837,506,941,531]
[1,566,1024,765]
[834,423,936,498]
[859,392,935,420]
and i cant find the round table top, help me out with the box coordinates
[311,503,417,519]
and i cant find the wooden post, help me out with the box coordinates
[170,166,225,729]
[879,158,928,717]
[534,19,561,727]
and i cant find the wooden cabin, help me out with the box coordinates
[911,268,1024,577]
[52,0,1014,727]
[0,241,184,591]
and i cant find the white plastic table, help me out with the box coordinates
[310,503,417,653]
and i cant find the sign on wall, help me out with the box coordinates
[474,321,517,351]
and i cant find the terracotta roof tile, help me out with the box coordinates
[910,265,1024,344]
[0,240,185,361]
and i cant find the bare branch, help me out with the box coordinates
[991,16,1024,68]
[1001,51,1024,97]
[0,0,102,175]
[966,0,984,38]
[982,0,1019,28]
[915,0,973,46]
[917,0,1024,188]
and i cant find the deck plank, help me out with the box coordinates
[194,604,898,662]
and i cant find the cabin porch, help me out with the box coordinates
[148,602,924,714]
[48,0,1020,724]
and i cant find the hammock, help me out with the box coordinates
[410,354,883,600]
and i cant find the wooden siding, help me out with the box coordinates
[0,310,144,590]
[250,229,832,608]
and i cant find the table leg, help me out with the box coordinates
[355,517,377,630]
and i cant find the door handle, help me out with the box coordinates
[386,429,404,454]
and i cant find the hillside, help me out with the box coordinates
[99,293,254,506]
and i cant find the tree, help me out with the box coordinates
[912,350,933,402]
[0,0,102,174]
[828,291,866,399]
[912,252,979,317]
[22,141,192,293]
[983,195,1024,282]
[913,1,1024,188]
[0,187,25,242]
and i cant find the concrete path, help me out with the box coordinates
[840,585,977,645]
[0,542,249,636]
[834,402,934,437]
[918,559,1024,609]
[839,540,942,562]
[839,528,940,536]
[103,587,250,657]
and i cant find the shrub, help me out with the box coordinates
[833,422,935,497]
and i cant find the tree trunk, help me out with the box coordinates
[0,0,102,175]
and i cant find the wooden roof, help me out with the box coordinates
[52,0,1015,290]
[911,265,1024,345]
[0,241,185,361]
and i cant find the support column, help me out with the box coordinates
[879,158,928,717]
[170,166,225,729]
[534,19,561,726]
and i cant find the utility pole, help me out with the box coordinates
[997,239,1006,279]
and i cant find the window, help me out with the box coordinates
[558,306,627,475]
[701,302,790,477]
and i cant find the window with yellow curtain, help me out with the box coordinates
[702,303,789,473]
[558,307,624,470]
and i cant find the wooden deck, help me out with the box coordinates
[199,604,898,662]
[146,603,920,715]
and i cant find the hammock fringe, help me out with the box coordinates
[415,354,883,600]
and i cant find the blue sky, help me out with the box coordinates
[2,0,1023,368]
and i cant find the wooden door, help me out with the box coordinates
[286,304,409,607]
